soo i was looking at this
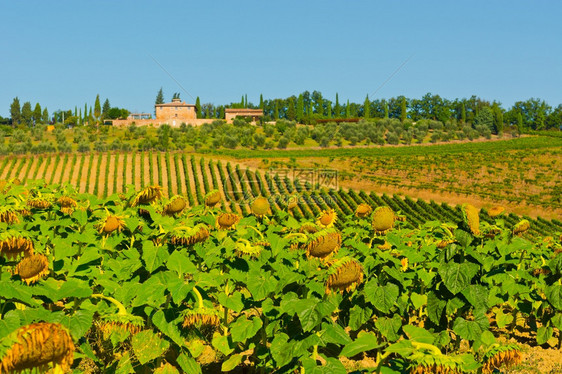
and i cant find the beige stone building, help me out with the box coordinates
[225,108,264,122]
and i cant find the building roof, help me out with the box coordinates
[155,101,196,108]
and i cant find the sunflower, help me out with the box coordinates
[250,196,270,218]
[97,214,126,234]
[163,196,187,216]
[461,203,480,236]
[306,229,341,259]
[170,224,210,246]
[513,220,530,235]
[0,322,74,374]
[97,314,144,337]
[377,241,392,250]
[204,190,221,207]
[325,257,363,294]
[216,212,240,230]
[354,203,372,218]
[182,306,221,329]
[26,197,52,210]
[0,207,19,224]
[15,254,49,285]
[0,234,34,260]
[57,196,77,215]
[481,344,522,374]
[372,206,395,235]
[131,185,163,206]
[317,208,337,228]
[299,222,319,234]
[408,349,465,374]
[488,205,505,217]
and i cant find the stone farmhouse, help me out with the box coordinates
[110,98,263,127]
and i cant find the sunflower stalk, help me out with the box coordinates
[91,293,128,316]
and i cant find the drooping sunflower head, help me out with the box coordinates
[204,190,221,207]
[317,208,337,228]
[299,222,319,234]
[234,239,264,258]
[306,228,341,259]
[0,206,19,224]
[325,257,363,294]
[97,314,145,337]
[26,197,52,210]
[488,205,505,217]
[481,344,522,374]
[170,224,210,246]
[0,322,74,373]
[372,206,395,235]
[182,306,221,329]
[250,196,270,218]
[131,185,163,206]
[377,241,392,250]
[216,212,240,230]
[461,203,480,236]
[15,253,49,285]
[354,203,372,218]
[0,233,34,260]
[57,196,77,215]
[408,351,465,374]
[513,219,530,235]
[163,196,187,216]
[98,214,126,234]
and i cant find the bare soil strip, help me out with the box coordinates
[107,153,116,195]
[168,155,178,196]
[159,153,170,198]
[23,157,39,182]
[43,154,57,184]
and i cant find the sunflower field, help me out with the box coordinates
[1,179,562,373]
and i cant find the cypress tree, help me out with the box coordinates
[326,101,332,118]
[42,108,49,124]
[74,106,78,118]
[33,103,42,125]
[287,97,296,120]
[363,95,370,119]
[245,94,248,108]
[241,96,245,107]
[345,100,350,118]
[21,102,32,126]
[296,94,304,122]
[383,100,389,118]
[155,88,164,105]
[274,100,279,119]
[79,108,82,124]
[94,94,101,119]
[259,94,264,109]
[102,99,110,117]
[400,96,407,122]
[334,93,341,118]
[84,103,88,122]
[195,97,201,119]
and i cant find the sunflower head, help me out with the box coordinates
[182,306,221,329]
[408,351,465,374]
[372,206,395,234]
[170,224,210,246]
[354,203,372,218]
[481,344,522,374]
[317,208,337,228]
[0,234,34,260]
[131,185,163,206]
[325,257,363,294]
[377,241,392,250]
[299,222,319,234]
[306,228,341,259]
[216,212,240,230]
[163,196,187,216]
[204,190,221,207]
[488,205,505,217]
[250,196,270,218]
[513,220,530,235]
[461,203,480,236]
[98,215,126,234]
[57,196,77,209]
[0,322,74,373]
[15,254,49,285]
[97,314,144,337]
[27,197,52,210]
[0,206,19,224]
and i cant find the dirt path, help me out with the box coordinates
[183,156,199,204]
[158,153,169,197]
[114,153,124,194]
[42,155,56,183]
[16,158,30,181]
[60,155,73,186]
[107,153,116,195]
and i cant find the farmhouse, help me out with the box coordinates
[224,108,264,122]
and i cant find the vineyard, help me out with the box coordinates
[0,151,561,240]
[1,178,562,373]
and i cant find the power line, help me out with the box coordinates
[369,54,414,98]
[148,54,195,102]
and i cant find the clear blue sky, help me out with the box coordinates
[1,0,561,117]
